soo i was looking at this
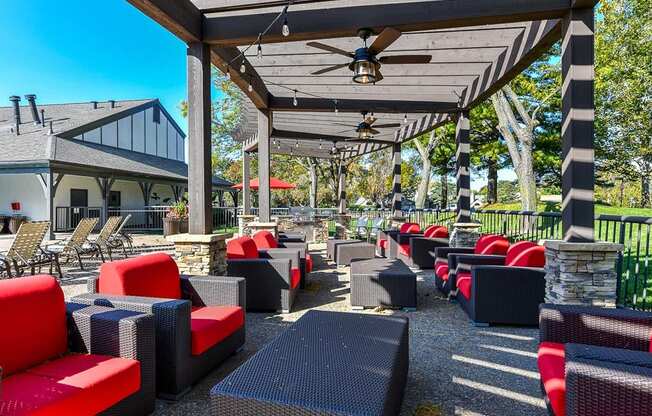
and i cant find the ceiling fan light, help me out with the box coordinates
[358,126,374,139]
[352,59,377,84]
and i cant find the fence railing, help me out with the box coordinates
[54,207,102,232]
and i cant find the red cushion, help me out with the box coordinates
[399,244,410,256]
[432,228,449,238]
[474,234,503,254]
[0,354,140,416]
[456,270,471,281]
[378,239,388,249]
[435,261,449,280]
[305,254,313,273]
[227,236,260,259]
[399,223,421,233]
[423,225,442,238]
[538,342,566,416]
[0,275,67,377]
[480,238,510,255]
[457,276,472,300]
[190,306,245,356]
[504,241,537,265]
[98,253,181,299]
[291,268,301,289]
[252,231,278,249]
[510,246,546,267]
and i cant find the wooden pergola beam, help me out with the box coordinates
[127,0,202,43]
[269,96,458,113]
[202,0,594,46]
[211,47,270,109]
[272,129,395,145]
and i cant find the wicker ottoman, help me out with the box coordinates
[336,242,376,266]
[350,258,417,310]
[326,239,361,260]
[210,310,409,416]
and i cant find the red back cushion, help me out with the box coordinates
[0,275,67,376]
[252,231,278,249]
[474,234,502,254]
[98,253,181,299]
[504,241,537,265]
[400,223,421,233]
[432,227,449,238]
[508,245,546,267]
[423,225,443,238]
[226,236,259,259]
[481,238,510,255]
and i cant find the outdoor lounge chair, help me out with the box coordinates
[73,253,246,400]
[377,222,421,258]
[397,224,449,268]
[454,242,545,326]
[45,217,99,270]
[87,215,125,262]
[434,234,509,296]
[538,304,652,416]
[1,221,62,279]
[109,213,134,254]
[252,230,313,288]
[0,255,11,278]
[354,215,370,239]
[0,275,156,415]
[226,236,299,313]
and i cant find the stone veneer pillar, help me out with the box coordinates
[242,221,278,238]
[333,214,351,240]
[167,233,231,276]
[237,214,256,236]
[543,240,623,307]
[450,222,481,248]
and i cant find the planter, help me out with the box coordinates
[9,216,26,234]
[163,217,189,236]
[180,219,189,234]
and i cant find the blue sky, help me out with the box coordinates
[0,0,189,130]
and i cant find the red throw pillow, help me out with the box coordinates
[99,253,181,299]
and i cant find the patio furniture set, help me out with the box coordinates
[0,215,133,279]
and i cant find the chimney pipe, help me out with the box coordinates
[109,100,115,109]
[48,121,54,135]
[40,109,45,127]
[24,94,40,125]
[91,101,98,110]
[9,96,21,131]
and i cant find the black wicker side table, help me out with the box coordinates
[326,239,361,260]
[210,310,409,416]
[350,258,417,311]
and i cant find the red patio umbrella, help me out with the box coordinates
[232,177,296,190]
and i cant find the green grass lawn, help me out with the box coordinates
[483,202,652,217]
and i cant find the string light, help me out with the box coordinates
[293,90,298,107]
[248,82,253,92]
[295,140,299,148]
[334,99,339,114]
[403,114,408,124]
[282,13,290,37]
[257,36,263,59]
[319,139,323,150]
[225,66,231,80]
[240,59,246,73]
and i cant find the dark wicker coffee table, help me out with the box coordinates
[336,242,376,266]
[326,239,361,260]
[210,310,409,416]
[350,258,417,310]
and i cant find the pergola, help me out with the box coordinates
[128,0,598,243]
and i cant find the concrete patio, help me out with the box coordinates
[55,244,546,416]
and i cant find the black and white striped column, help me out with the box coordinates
[561,7,595,243]
[242,149,251,215]
[338,164,347,214]
[257,109,272,223]
[456,111,471,223]
[391,143,402,217]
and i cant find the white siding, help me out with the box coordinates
[157,116,167,158]
[101,121,118,147]
[0,174,47,221]
[145,108,157,156]
[83,127,101,144]
[132,111,145,152]
[167,119,177,159]
[176,134,184,161]
[118,117,131,150]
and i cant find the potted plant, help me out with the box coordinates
[163,201,189,236]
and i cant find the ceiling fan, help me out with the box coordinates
[307,27,432,84]
[335,112,401,139]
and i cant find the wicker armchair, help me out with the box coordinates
[398,225,449,268]
[253,230,313,288]
[376,222,420,258]
[73,253,246,400]
[538,304,652,416]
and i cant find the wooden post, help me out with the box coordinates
[187,42,213,234]
[338,163,347,214]
[455,111,471,223]
[258,109,272,222]
[95,177,115,226]
[391,143,402,218]
[242,149,251,214]
[38,171,63,240]
[561,7,595,242]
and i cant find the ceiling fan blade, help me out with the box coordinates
[335,128,355,134]
[370,128,381,135]
[332,122,356,127]
[373,123,402,128]
[366,116,378,125]
[311,63,350,75]
[306,42,354,57]
[369,27,402,55]
[378,55,432,65]
[374,70,384,83]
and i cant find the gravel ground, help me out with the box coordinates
[59,244,547,416]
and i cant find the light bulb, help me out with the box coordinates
[292,90,298,107]
[319,142,323,150]
[240,61,246,73]
[295,140,299,148]
[403,114,408,124]
[257,43,263,59]
[282,16,290,37]
[248,83,253,92]
[334,107,339,114]
[225,67,231,80]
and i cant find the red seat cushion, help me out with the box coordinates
[291,268,301,289]
[0,275,67,377]
[98,253,181,299]
[457,276,472,300]
[190,306,245,356]
[0,354,140,416]
[227,237,260,259]
[399,244,410,256]
[305,254,313,273]
[252,231,279,249]
[538,342,566,416]
[435,261,449,280]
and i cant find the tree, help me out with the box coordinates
[430,125,457,209]
[470,102,508,204]
[408,130,443,208]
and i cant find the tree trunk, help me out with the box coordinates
[415,159,432,209]
[642,176,650,208]
[620,178,625,207]
[487,160,498,204]
[440,174,448,209]
[308,159,318,208]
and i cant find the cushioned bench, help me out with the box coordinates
[210,310,409,416]
[336,241,376,266]
[326,239,361,260]
[350,258,417,310]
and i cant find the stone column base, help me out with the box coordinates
[333,214,351,240]
[167,233,231,276]
[237,215,256,237]
[450,222,481,248]
[243,221,278,238]
[543,240,623,307]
